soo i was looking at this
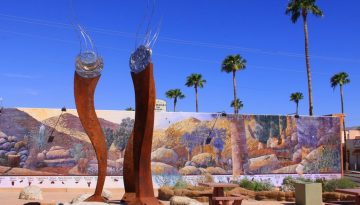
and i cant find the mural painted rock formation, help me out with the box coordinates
[0,108,342,176]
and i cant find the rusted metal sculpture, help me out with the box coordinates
[73,25,107,202]
[123,43,161,205]
[74,73,107,202]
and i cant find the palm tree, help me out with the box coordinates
[286,0,323,116]
[331,72,350,169]
[290,92,304,115]
[230,99,244,114]
[165,89,185,112]
[331,72,350,114]
[221,54,246,114]
[185,73,206,112]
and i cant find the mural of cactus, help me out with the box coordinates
[36,124,46,150]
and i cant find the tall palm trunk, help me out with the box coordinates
[302,12,314,116]
[340,84,348,169]
[232,70,237,114]
[195,85,199,112]
[174,98,177,112]
[340,85,344,114]
[296,102,299,115]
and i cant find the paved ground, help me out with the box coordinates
[0,188,299,205]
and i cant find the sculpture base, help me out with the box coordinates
[84,194,107,203]
[127,197,163,205]
[122,192,136,202]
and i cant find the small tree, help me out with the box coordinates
[290,92,304,115]
[185,73,206,112]
[230,99,244,114]
[165,89,185,112]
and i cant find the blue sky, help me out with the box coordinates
[0,0,359,126]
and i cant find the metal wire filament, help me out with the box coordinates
[129,0,161,74]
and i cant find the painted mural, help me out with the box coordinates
[0,108,341,176]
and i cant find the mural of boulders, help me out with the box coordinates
[191,153,215,168]
[151,147,179,166]
[36,146,76,167]
[0,131,29,168]
[151,162,178,175]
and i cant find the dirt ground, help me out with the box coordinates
[0,188,301,205]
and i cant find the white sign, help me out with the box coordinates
[155,99,166,112]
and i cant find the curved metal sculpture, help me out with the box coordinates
[73,25,107,202]
[123,47,161,205]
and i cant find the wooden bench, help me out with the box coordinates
[212,196,245,205]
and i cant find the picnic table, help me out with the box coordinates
[198,182,245,205]
[335,188,360,205]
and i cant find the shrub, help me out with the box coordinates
[322,178,357,192]
[281,176,312,192]
[281,176,356,193]
[173,178,189,189]
[237,177,274,191]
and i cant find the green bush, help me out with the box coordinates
[173,178,189,189]
[281,176,313,192]
[322,178,357,192]
[281,176,357,192]
[237,177,274,191]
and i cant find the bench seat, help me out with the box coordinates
[212,196,244,205]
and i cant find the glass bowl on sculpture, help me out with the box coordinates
[74,25,103,78]
[129,45,152,74]
[75,50,104,78]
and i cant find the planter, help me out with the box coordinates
[295,182,322,205]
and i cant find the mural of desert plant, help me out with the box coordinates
[252,116,281,149]
[304,146,341,173]
[296,117,318,150]
[70,143,85,162]
[114,117,134,158]
[103,127,115,150]
[36,124,46,151]
[212,128,227,167]
[191,125,213,153]
[180,132,199,161]
[26,126,46,168]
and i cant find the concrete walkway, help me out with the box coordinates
[0,188,299,205]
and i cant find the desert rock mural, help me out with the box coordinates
[0,108,341,177]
